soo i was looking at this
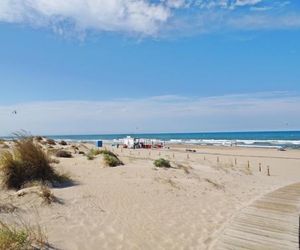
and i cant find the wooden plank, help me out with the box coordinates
[213,182,300,250]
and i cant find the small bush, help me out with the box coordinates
[0,220,48,250]
[103,154,123,167]
[99,149,117,158]
[154,158,171,168]
[89,148,102,156]
[86,148,103,160]
[86,154,95,161]
[46,139,56,145]
[55,150,72,158]
[40,185,56,205]
[59,140,67,146]
[0,136,71,189]
[35,136,43,142]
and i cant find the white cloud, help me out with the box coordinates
[0,0,298,37]
[0,92,299,135]
[0,0,171,35]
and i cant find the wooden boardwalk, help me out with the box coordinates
[213,182,300,250]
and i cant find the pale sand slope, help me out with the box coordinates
[0,144,300,250]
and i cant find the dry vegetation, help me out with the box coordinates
[59,140,67,146]
[46,139,56,146]
[0,204,17,214]
[0,220,48,250]
[55,150,72,158]
[39,185,56,205]
[0,136,72,189]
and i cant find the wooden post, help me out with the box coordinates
[187,154,189,159]
[235,158,237,165]
[267,166,270,176]
[259,163,262,172]
[204,156,206,161]
[159,152,161,156]
[173,153,175,159]
[247,161,250,169]
[217,157,220,163]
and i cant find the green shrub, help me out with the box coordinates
[99,149,118,157]
[90,148,102,156]
[103,154,123,167]
[86,149,100,160]
[154,158,171,168]
[87,148,117,160]
[0,137,71,189]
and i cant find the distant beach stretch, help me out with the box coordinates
[1,134,300,249]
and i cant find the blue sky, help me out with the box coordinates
[0,0,300,135]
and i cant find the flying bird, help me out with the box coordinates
[12,110,17,115]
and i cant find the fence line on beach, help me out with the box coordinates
[109,146,272,176]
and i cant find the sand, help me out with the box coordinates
[0,142,300,249]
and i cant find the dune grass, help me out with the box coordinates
[55,150,72,158]
[86,148,101,160]
[0,220,48,250]
[103,154,123,167]
[46,139,56,146]
[86,149,123,167]
[154,158,171,168]
[100,150,123,167]
[39,185,56,205]
[0,136,71,189]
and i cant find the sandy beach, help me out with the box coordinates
[1,141,300,249]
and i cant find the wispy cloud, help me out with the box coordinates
[0,0,298,37]
[0,92,299,135]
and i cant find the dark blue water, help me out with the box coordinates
[2,131,300,148]
[46,131,300,141]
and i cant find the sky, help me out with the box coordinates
[0,0,300,135]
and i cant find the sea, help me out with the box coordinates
[36,131,300,149]
[2,131,300,149]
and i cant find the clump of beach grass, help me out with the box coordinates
[0,220,48,250]
[103,154,123,167]
[55,150,72,158]
[86,148,101,160]
[46,139,56,146]
[39,185,56,205]
[59,140,67,146]
[97,150,123,167]
[0,136,72,190]
[154,158,171,168]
